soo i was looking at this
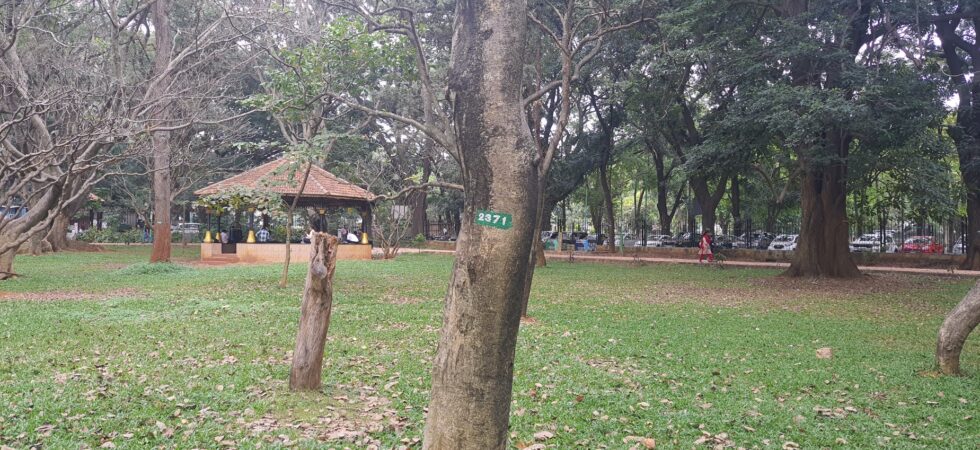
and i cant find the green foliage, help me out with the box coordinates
[77,228,142,244]
[242,17,415,119]
[196,186,285,218]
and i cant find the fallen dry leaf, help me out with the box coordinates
[816,347,833,359]
[533,430,555,441]
[624,435,656,448]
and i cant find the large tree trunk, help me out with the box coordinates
[935,18,980,270]
[765,204,778,233]
[785,158,860,278]
[589,202,602,238]
[0,249,15,280]
[690,176,727,236]
[149,0,173,263]
[289,233,339,391]
[959,166,980,270]
[731,175,743,237]
[649,140,680,234]
[422,0,538,447]
[44,211,72,252]
[936,280,980,375]
[600,162,616,251]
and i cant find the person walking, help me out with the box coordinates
[698,230,714,263]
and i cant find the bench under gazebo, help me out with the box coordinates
[194,158,375,263]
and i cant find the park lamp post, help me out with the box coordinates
[246,205,257,243]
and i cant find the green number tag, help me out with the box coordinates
[475,210,513,230]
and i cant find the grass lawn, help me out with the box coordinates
[1,246,978,449]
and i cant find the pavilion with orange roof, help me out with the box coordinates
[193,158,376,262]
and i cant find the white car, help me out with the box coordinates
[614,234,636,247]
[849,233,897,253]
[768,234,798,251]
[172,222,201,236]
[635,234,674,247]
[949,235,968,255]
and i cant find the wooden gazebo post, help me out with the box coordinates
[360,203,373,244]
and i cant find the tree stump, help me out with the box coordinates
[289,232,339,391]
[936,280,980,375]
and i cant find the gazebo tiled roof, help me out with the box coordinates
[194,159,374,202]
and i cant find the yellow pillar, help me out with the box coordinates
[203,230,213,243]
[246,229,256,243]
[361,232,369,244]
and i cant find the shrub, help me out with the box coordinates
[78,228,142,244]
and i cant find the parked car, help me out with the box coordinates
[712,234,735,249]
[586,234,609,246]
[768,234,799,251]
[172,222,201,236]
[575,234,596,251]
[0,205,28,220]
[950,235,968,255]
[562,232,585,246]
[674,232,699,248]
[735,231,775,250]
[849,233,898,253]
[614,234,636,247]
[901,236,944,254]
[636,234,675,247]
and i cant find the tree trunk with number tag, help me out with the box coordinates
[421,1,540,448]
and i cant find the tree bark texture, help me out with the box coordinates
[963,194,980,270]
[731,176,743,237]
[149,0,174,263]
[0,249,14,280]
[600,162,616,252]
[44,212,71,252]
[785,156,860,278]
[647,139,683,234]
[289,233,339,391]
[935,16,980,271]
[690,176,727,235]
[422,0,538,447]
[936,280,980,375]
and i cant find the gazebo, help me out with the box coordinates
[194,158,375,262]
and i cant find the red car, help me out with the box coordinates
[901,236,944,254]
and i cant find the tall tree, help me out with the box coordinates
[934,4,980,270]
[148,0,174,262]
[584,79,627,251]
[698,0,944,277]
[137,0,273,262]
[420,1,539,446]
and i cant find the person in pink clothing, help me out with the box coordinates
[698,231,714,263]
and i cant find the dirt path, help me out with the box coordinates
[410,248,980,278]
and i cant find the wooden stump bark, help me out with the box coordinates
[936,280,980,375]
[289,233,339,391]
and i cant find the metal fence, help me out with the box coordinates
[597,212,968,255]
